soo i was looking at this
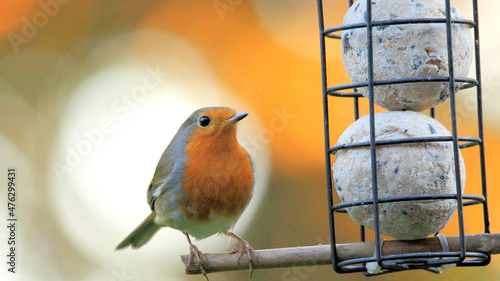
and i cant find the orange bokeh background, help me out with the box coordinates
[0,1,498,280]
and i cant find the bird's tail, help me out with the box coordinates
[115,212,161,250]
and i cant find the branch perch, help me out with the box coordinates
[181,233,500,274]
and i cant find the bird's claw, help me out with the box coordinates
[235,240,258,279]
[186,243,209,280]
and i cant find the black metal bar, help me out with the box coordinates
[316,0,338,273]
[360,225,365,242]
[324,17,475,38]
[472,0,491,235]
[338,251,488,266]
[330,136,481,153]
[444,0,466,263]
[327,76,477,96]
[365,0,383,267]
[353,95,360,120]
[332,194,485,211]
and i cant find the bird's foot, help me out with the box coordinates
[226,232,258,278]
[234,239,258,279]
[186,243,209,280]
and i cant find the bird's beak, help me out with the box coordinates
[224,112,249,125]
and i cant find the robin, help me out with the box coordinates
[116,106,257,279]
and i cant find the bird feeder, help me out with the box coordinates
[318,0,491,275]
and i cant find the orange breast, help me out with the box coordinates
[181,131,254,222]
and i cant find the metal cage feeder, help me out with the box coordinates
[317,0,491,275]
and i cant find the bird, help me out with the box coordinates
[115,106,257,279]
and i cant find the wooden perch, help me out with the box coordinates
[181,233,500,274]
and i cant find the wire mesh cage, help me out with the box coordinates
[317,0,491,275]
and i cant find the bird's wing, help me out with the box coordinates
[147,136,188,211]
[147,162,183,209]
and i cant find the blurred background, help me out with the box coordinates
[0,0,499,280]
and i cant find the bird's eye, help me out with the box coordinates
[198,116,211,127]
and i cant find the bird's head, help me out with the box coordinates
[184,107,248,145]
